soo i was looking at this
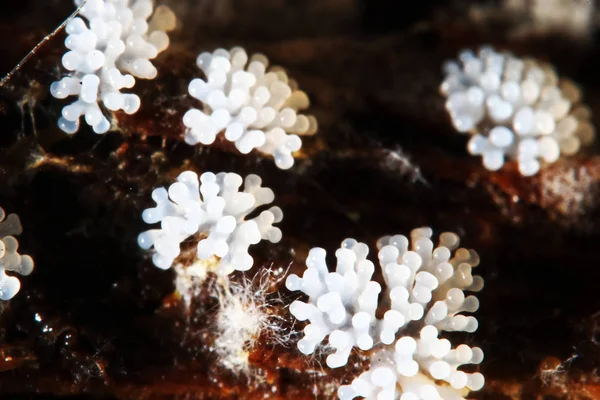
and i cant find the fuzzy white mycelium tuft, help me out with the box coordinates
[50,0,176,134]
[183,47,318,170]
[286,227,484,400]
[214,267,288,371]
[137,170,283,275]
[441,46,595,176]
[0,207,34,301]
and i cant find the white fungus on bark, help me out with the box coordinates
[286,227,484,399]
[183,47,318,170]
[50,0,176,134]
[0,207,34,301]
[441,46,594,176]
[137,170,283,276]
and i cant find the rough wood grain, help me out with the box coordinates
[0,0,599,399]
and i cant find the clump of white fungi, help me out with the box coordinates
[50,0,176,134]
[286,227,484,399]
[138,170,283,276]
[183,47,318,169]
[0,207,34,301]
[441,46,594,176]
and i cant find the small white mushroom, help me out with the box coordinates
[50,0,176,134]
[287,228,484,399]
[441,46,594,176]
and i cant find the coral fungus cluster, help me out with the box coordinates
[137,171,282,275]
[50,0,176,134]
[441,46,594,176]
[184,47,318,169]
[287,228,484,399]
[0,207,34,301]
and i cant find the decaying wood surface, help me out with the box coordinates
[0,0,599,398]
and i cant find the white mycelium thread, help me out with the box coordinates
[50,0,176,134]
[183,47,318,170]
[441,46,595,176]
[214,268,288,372]
[0,207,34,301]
[286,228,484,399]
[137,171,283,276]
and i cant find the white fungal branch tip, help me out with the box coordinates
[441,46,594,176]
[138,170,283,276]
[50,0,176,134]
[183,47,318,169]
[0,206,34,301]
[286,227,484,399]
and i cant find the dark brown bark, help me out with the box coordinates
[0,0,599,399]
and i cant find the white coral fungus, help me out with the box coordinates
[50,0,176,134]
[441,46,594,176]
[183,47,318,169]
[137,171,283,275]
[286,227,484,399]
[0,207,34,301]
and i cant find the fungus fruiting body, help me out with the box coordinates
[441,46,594,176]
[137,171,283,276]
[0,207,34,301]
[50,0,176,134]
[184,47,318,169]
[286,227,484,399]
